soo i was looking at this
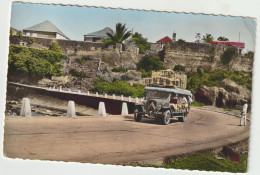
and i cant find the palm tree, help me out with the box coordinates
[202,33,214,43]
[106,23,131,46]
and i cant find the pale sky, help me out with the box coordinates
[11,3,256,52]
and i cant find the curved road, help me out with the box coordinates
[4,108,249,164]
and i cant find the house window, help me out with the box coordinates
[92,38,101,42]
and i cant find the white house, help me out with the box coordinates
[23,20,70,40]
[84,27,113,43]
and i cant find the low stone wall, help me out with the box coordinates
[7,82,136,115]
[9,35,104,54]
[10,35,142,67]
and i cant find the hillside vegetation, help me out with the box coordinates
[8,45,67,78]
[187,69,252,93]
[92,79,145,97]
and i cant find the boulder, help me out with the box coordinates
[195,79,251,107]
[220,78,251,99]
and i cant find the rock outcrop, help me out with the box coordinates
[97,62,142,84]
[38,76,94,91]
[195,79,251,107]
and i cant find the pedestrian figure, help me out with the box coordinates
[188,95,193,111]
[240,99,248,126]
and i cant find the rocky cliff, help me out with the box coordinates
[163,42,253,73]
[195,79,251,107]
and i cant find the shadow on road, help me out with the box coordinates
[123,117,179,125]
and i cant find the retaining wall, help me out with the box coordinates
[8,82,136,115]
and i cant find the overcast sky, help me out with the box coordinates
[11,3,256,52]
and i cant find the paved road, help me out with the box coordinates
[3,109,249,164]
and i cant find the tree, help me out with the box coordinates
[105,23,132,46]
[177,39,186,44]
[202,33,214,43]
[195,33,201,43]
[137,56,165,77]
[49,42,62,53]
[132,32,150,54]
[217,36,229,41]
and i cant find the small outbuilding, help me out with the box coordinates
[23,20,70,40]
[84,27,113,43]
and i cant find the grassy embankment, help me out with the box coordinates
[163,152,247,173]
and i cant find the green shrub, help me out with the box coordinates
[10,29,13,36]
[8,45,67,78]
[137,56,165,78]
[29,38,34,45]
[92,79,145,98]
[197,68,204,75]
[209,47,215,61]
[164,152,247,173]
[191,101,204,107]
[75,56,93,64]
[69,69,87,78]
[173,65,185,72]
[17,31,23,40]
[112,67,128,73]
[244,51,254,60]
[187,69,252,93]
[102,38,113,48]
[221,47,238,65]
[49,42,62,53]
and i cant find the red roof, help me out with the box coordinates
[157,36,172,43]
[211,41,245,48]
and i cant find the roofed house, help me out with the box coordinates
[84,27,113,43]
[156,36,172,47]
[211,41,245,54]
[23,20,70,40]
